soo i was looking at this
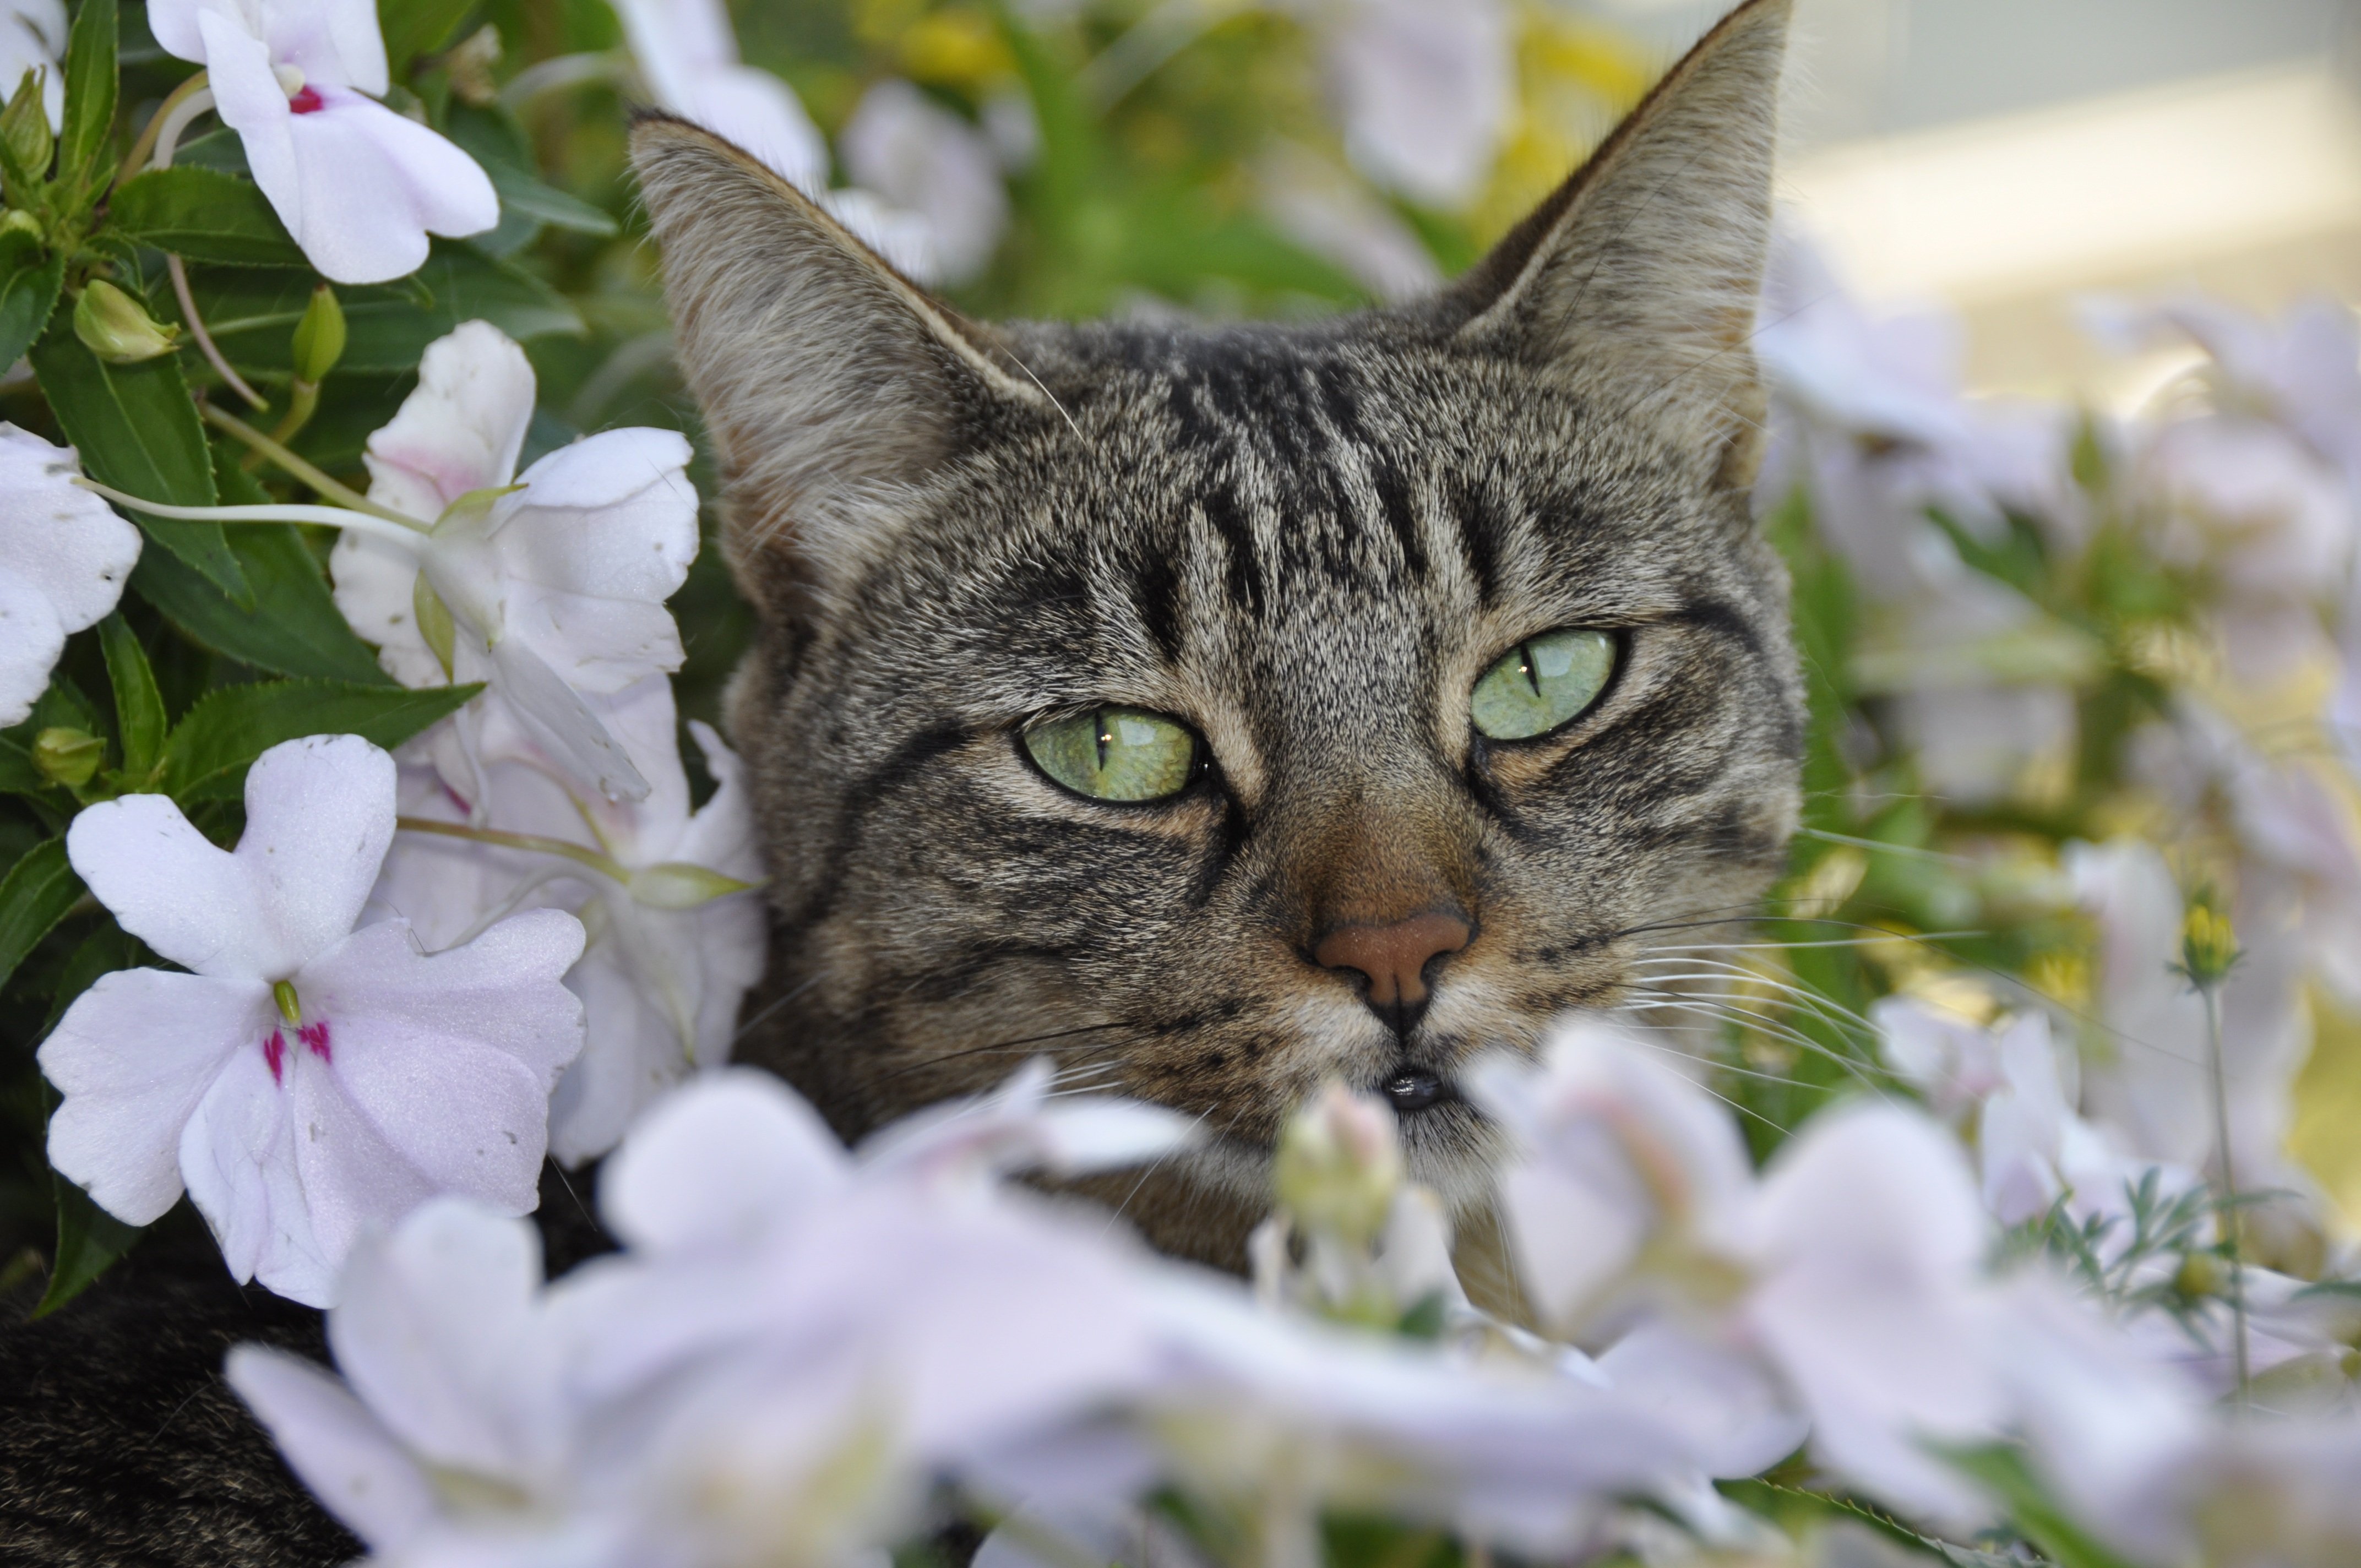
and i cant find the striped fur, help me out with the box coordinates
[634,0,1802,1268]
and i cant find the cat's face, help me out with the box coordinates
[637,0,1799,1264]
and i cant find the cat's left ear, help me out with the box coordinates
[1436,0,1790,487]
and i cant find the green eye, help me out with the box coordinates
[1023,706,1200,802]
[1470,628,1617,741]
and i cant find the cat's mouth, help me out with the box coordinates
[1379,1065,1457,1114]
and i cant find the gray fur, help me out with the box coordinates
[637,0,1803,1267]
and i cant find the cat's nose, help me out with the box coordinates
[1313,911,1472,1030]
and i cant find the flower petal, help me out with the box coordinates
[598,1069,851,1255]
[0,564,66,730]
[329,1196,551,1479]
[181,1040,345,1305]
[328,529,444,689]
[258,0,389,95]
[486,636,653,803]
[0,424,142,634]
[225,1344,439,1551]
[39,970,269,1224]
[365,322,536,518]
[237,734,399,970]
[67,793,282,977]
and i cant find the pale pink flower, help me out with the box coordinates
[0,424,140,727]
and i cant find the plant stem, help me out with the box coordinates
[167,252,269,410]
[395,816,628,885]
[115,72,210,190]
[71,478,429,549]
[199,404,427,529]
[2201,979,2250,1412]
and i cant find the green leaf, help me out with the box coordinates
[0,733,43,794]
[32,1174,145,1319]
[0,226,64,368]
[57,0,116,198]
[128,449,395,684]
[444,104,618,241]
[105,167,308,268]
[176,242,584,375]
[380,0,479,73]
[158,678,481,801]
[1938,1446,2144,1568]
[0,836,83,993]
[30,312,245,602]
[97,614,165,782]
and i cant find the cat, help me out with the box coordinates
[0,0,1800,1560]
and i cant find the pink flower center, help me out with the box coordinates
[261,1021,333,1084]
[288,85,324,114]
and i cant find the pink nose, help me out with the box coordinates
[1313,912,1472,1015]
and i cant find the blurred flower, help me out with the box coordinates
[1311,0,1513,208]
[331,320,700,804]
[148,0,498,284]
[39,735,584,1306]
[368,676,765,1166]
[0,0,63,131]
[608,0,830,192]
[0,424,139,727]
[840,79,1008,286]
[1258,146,1441,303]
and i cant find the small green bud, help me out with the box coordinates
[290,284,346,385]
[0,208,37,238]
[1273,1082,1401,1248]
[74,280,180,364]
[2175,1249,2226,1301]
[1,68,52,183]
[32,727,103,788]
[273,979,303,1026]
[412,573,458,679]
[629,861,759,910]
[2180,897,2239,987]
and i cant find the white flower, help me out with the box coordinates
[608,0,829,193]
[840,79,1008,286]
[1310,0,1513,208]
[369,676,766,1166]
[37,735,584,1306]
[0,0,63,131]
[0,425,140,727]
[1258,145,1441,304]
[331,320,700,803]
[148,0,499,284]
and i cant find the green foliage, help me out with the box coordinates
[105,168,308,268]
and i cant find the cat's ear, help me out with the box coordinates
[1437,0,1789,486]
[629,116,1049,611]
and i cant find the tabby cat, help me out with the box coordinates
[0,0,1800,1559]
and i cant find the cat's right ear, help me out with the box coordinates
[630,116,1050,613]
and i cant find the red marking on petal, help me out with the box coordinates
[300,1021,332,1063]
[263,1029,286,1085]
[288,86,324,114]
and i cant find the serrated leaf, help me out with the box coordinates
[105,166,307,267]
[158,678,480,800]
[0,226,64,368]
[127,511,394,687]
[58,0,116,199]
[0,835,83,992]
[97,614,165,782]
[29,311,245,603]
[175,241,583,375]
[32,1174,145,1319]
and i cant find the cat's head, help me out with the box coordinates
[633,0,1802,1265]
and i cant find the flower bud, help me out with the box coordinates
[629,861,758,910]
[1274,1082,1401,1247]
[0,208,37,238]
[290,285,346,385]
[411,573,458,678]
[1,67,51,183]
[33,727,103,788]
[2180,899,2239,987]
[74,281,181,364]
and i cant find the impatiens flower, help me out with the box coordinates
[608,0,829,193]
[368,676,765,1165]
[331,320,700,803]
[39,734,585,1306]
[840,80,1009,286]
[1311,0,1514,208]
[0,424,139,727]
[148,0,499,284]
[0,0,64,131]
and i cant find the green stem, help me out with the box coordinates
[168,252,269,411]
[114,71,209,192]
[256,379,321,461]
[199,404,425,529]
[72,477,428,549]
[395,816,629,885]
[2202,980,2250,1412]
